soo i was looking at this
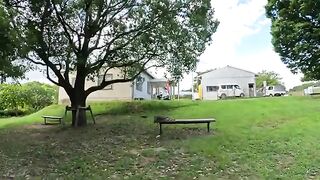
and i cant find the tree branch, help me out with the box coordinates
[51,1,80,53]
[25,56,47,66]
[85,59,152,96]
[46,66,61,86]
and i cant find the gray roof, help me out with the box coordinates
[197,65,257,76]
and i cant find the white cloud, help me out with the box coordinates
[23,71,50,84]
[195,0,268,72]
[228,49,303,89]
[179,0,302,90]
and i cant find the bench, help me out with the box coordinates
[154,116,215,135]
[42,116,63,125]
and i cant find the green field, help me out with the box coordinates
[1,97,320,179]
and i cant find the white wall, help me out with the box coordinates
[133,72,153,100]
[201,66,256,99]
[58,68,132,104]
[203,91,218,100]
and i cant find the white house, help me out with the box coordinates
[58,68,170,104]
[196,66,257,100]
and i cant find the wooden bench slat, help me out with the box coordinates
[42,116,62,119]
[154,116,215,135]
[175,118,215,121]
[42,116,63,125]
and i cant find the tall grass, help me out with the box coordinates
[0,100,194,129]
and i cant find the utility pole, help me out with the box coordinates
[191,72,194,100]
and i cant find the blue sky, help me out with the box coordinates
[235,24,271,56]
[25,0,303,90]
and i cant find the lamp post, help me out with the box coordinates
[191,72,194,100]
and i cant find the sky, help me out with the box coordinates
[178,0,303,90]
[25,0,303,90]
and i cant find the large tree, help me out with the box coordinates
[256,70,282,88]
[4,0,218,126]
[0,1,25,83]
[265,0,320,80]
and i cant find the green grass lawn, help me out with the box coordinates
[1,97,320,179]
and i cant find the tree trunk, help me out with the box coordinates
[70,90,87,127]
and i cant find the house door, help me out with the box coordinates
[248,83,254,97]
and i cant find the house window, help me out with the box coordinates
[97,74,113,90]
[136,76,145,91]
[147,82,151,94]
[207,86,219,92]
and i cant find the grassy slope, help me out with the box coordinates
[0,105,65,129]
[171,97,320,179]
[0,100,189,129]
[1,97,320,179]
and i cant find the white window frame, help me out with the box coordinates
[97,74,113,90]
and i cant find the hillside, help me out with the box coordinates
[1,97,320,179]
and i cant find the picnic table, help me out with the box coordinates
[154,116,215,135]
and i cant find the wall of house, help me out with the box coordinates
[133,72,153,100]
[201,66,256,99]
[58,68,132,104]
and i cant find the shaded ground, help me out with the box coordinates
[0,115,216,179]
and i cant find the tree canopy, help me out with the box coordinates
[256,70,282,88]
[4,0,218,126]
[0,1,25,82]
[265,0,320,80]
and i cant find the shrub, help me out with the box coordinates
[23,82,56,110]
[0,109,27,117]
[0,82,57,113]
[0,84,24,110]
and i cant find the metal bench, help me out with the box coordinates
[42,115,63,125]
[154,116,215,135]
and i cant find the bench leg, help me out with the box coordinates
[44,118,47,125]
[207,122,210,132]
[160,123,162,135]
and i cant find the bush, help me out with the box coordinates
[23,82,56,110]
[0,109,27,117]
[0,84,24,110]
[0,82,57,113]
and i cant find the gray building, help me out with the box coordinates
[197,66,257,100]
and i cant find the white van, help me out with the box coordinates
[265,85,286,96]
[206,84,245,99]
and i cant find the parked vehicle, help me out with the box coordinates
[304,85,320,95]
[265,85,286,96]
[207,84,245,99]
[156,92,170,100]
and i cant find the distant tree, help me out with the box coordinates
[300,73,316,82]
[0,84,24,111]
[266,1,320,80]
[4,0,219,126]
[0,1,25,83]
[0,82,56,111]
[23,82,56,110]
[256,70,282,88]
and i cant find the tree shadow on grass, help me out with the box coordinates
[0,115,216,179]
